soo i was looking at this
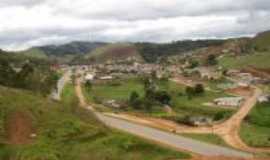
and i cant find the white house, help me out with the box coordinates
[85,73,95,81]
[100,76,113,80]
[258,95,270,103]
[214,97,244,107]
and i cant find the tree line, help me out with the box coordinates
[0,57,59,95]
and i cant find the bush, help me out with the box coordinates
[214,111,230,121]
[194,84,205,94]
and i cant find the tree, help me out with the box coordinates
[129,91,141,109]
[0,59,15,86]
[85,80,92,92]
[155,91,171,105]
[188,59,199,68]
[15,63,34,88]
[185,86,194,99]
[194,84,205,94]
[206,54,217,66]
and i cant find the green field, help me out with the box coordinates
[240,102,270,147]
[219,52,270,69]
[181,134,229,147]
[84,78,234,120]
[0,84,190,160]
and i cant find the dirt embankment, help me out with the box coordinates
[6,111,34,145]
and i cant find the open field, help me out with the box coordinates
[219,52,270,69]
[0,84,190,160]
[240,102,270,148]
[83,78,235,121]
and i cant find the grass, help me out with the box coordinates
[181,133,229,147]
[240,102,270,147]
[85,43,143,62]
[219,52,270,69]
[0,84,191,160]
[19,48,48,59]
[83,78,235,120]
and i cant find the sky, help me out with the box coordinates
[0,0,270,51]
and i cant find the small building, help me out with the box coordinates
[99,76,113,80]
[189,116,213,126]
[103,100,120,108]
[258,95,270,103]
[214,97,244,107]
[85,73,95,81]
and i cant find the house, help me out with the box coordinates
[214,97,244,107]
[188,116,213,126]
[258,95,270,103]
[100,76,113,80]
[85,73,95,81]
[103,100,121,108]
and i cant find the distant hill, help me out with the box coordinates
[21,41,107,57]
[83,43,143,63]
[135,40,226,62]
[252,30,270,52]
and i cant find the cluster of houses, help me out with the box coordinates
[80,63,182,82]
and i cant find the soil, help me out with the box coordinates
[6,111,33,145]
[226,86,252,97]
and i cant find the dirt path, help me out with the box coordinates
[6,111,33,145]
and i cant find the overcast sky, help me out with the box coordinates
[0,0,270,51]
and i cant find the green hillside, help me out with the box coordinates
[85,43,143,63]
[19,48,48,59]
[0,85,190,160]
[253,30,270,52]
[219,51,270,69]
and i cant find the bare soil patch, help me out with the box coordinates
[226,86,252,97]
[6,111,34,145]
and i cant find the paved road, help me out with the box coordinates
[95,112,252,158]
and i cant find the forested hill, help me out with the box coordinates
[135,40,226,62]
[23,41,107,57]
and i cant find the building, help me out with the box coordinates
[100,76,113,80]
[258,95,270,103]
[85,73,95,81]
[214,97,244,107]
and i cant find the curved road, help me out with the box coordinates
[97,113,252,158]
[75,77,252,158]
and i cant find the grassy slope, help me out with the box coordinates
[84,78,234,119]
[219,52,270,69]
[19,48,48,59]
[240,102,270,147]
[85,43,143,62]
[0,84,190,160]
[253,31,270,51]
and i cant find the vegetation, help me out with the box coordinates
[136,40,225,62]
[83,43,143,64]
[185,84,205,99]
[252,30,270,52]
[0,84,191,160]
[206,54,218,66]
[83,77,234,122]
[240,102,270,147]
[219,52,270,69]
[0,58,59,95]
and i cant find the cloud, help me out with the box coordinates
[0,0,269,51]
